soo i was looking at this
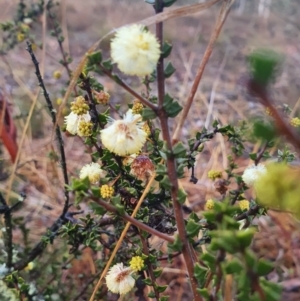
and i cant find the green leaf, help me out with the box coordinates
[253,120,276,141]
[163,0,177,7]
[172,141,186,158]
[87,51,102,65]
[156,163,167,176]
[142,107,157,120]
[201,253,216,271]
[166,101,182,118]
[177,188,187,204]
[145,0,155,4]
[156,284,167,293]
[162,42,172,58]
[223,258,243,274]
[160,175,172,190]
[89,202,105,216]
[91,186,100,197]
[256,259,274,276]
[159,296,169,301]
[260,279,282,301]
[249,153,257,160]
[144,278,152,286]
[248,49,282,86]
[186,219,201,238]
[71,177,90,191]
[236,228,256,249]
[102,59,113,71]
[244,249,257,269]
[163,94,182,118]
[197,288,210,298]
[194,263,207,287]
[168,234,183,252]
[148,291,155,298]
[164,62,176,78]
[153,268,163,278]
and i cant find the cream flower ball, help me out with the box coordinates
[79,162,104,184]
[64,112,91,135]
[100,110,147,156]
[110,24,160,76]
[105,263,135,295]
[242,163,267,187]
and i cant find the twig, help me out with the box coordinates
[155,0,165,109]
[247,80,300,152]
[140,232,160,300]
[91,197,174,243]
[26,41,69,215]
[46,0,73,79]
[0,192,24,268]
[172,0,234,144]
[98,64,158,112]
[254,142,268,165]
[154,0,203,294]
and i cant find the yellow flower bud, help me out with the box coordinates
[129,256,144,272]
[204,199,214,210]
[100,185,114,199]
[70,96,89,115]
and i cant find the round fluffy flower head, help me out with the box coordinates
[110,24,160,76]
[129,256,144,272]
[204,199,214,210]
[100,110,147,156]
[208,170,222,180]
[79,162,103,184]
[64,112,91,135]
[290,117,300,128]
[239,200,250,211]
[242,163,267,187]
[106,263,135,295]
[70,96,89,115]
[255,164,300,218]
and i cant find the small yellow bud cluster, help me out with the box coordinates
[53,70,62,79]
[56,98,63,106]
[77,121,93,137]
[100,185,114,198]
[204,199,214,210]
[24,262,34,271]
[142,122,151,136]
[208,170,222,180]
[265,107,273,116]
[70,96,89,115]
[132,100,144,115]
[290,117,300,128]
[239,200,250,211]
[93,90,110,105]
[129,256,144,272]
[20,24,30,32]
[17,33,25,42]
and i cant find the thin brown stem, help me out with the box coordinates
[91,196,174,243]
[247,80,300,152]
[140,233,160,300]
[172,0,234,144]
[98,65,158,111]
[155,0,165,109]
[158,111,202,301]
